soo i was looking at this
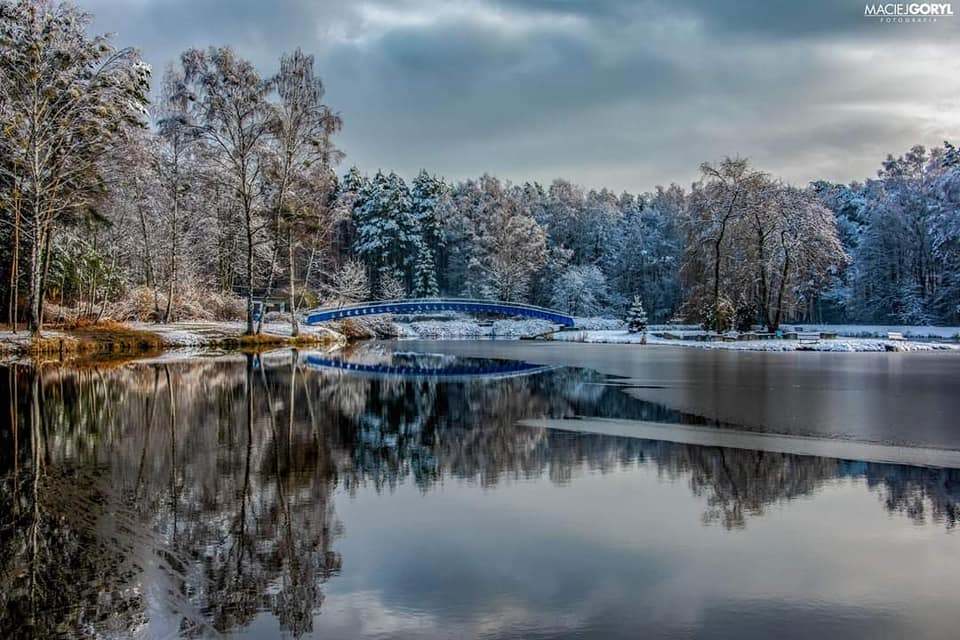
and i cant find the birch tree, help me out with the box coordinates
[0,0,149,333]
[268,48,341,336]
[154,65,201,322]
[181,46,271,334]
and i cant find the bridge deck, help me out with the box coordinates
[304,298,576,327]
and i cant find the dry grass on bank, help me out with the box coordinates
[11,320,166,360]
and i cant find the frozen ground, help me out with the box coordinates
[789,324,960,339]
[395,319,560,339]
[551,329,960,352]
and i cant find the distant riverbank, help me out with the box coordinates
[552,330,960,352]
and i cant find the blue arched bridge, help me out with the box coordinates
[304,298,576,327]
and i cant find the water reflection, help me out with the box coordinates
[1,347,959,638]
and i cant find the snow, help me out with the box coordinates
[398,320,487,339]
[551,329,960,352]
[0,329,72,357]
[396,319,559,339]
[128,321,345,347]
[788,324,960,339]
[571,317,624,330]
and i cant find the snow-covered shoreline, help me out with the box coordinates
[0,320,346,362]
[126,320,346,347]
[551,329,960,352]
[394,319,560,340]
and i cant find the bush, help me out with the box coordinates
[105,284,246,322]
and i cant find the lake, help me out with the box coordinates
[2,341,960,639]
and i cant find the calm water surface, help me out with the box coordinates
[2,342,960,639]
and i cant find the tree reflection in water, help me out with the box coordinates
[1,346,959,637]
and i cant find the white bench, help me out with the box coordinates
[797,332,820,345]
[887,331,906,341]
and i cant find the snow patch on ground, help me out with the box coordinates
[396,319,559,339]
[128,321,344,347]
[552,329,960,352]
[789,324,960,339]
[491,319,556,337]
[571,317,624,330]
[399,320,488,339]
[0,329,74,357]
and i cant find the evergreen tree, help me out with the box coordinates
[413,241,439,297]
[410,170,447,252]
[352,171,415,291]
[410,170,448,291]
[626,296,648,333]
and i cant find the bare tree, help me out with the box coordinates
[181,46,271,334]
[684,158,768,331]
[327,258,370,304]
[154,65,202,322]
[267,49,342,336]
[766,187,847,330]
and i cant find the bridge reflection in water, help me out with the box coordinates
[303,352,557,382]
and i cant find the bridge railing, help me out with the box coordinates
[305,297,571,317]
[303,297,575,326]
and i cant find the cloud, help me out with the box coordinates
[84,0,960,192]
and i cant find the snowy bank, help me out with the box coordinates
[0,320,346,363]
[396,319,560,339]
[128,321,346,347]
[551,329,960,352]
[789,324,960,340]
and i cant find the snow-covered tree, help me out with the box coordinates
[0,0,150,332]
[550,265,610,316]
[626,296,648,333]
[181,46,272,334]
[930,142,960,322]
[682,158,770,331]
[603,186,683,320]
[154,64,202,323]
[328,258,369,304]
[458,176,547,301]
[378,271,406,300]
[352,171,416,293]
[412,242,439,298]
[410,170,447,291]
[268,48,342,335]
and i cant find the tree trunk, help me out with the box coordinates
[137,201,161,320]
[245,200,255,336]
[754,218,771,330]
[28,218,45,335]
[164,166,179,324]
[712,233,723,332]
[256,238,280,335]
[772,252,790,331]
[9,189,21,332]
[288,227,299,337]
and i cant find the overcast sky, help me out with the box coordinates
[84,0,960,192]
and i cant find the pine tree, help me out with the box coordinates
[413,242,439,297]
[411,171,447,248]
[352,171,416,292]
[626,296,648,333]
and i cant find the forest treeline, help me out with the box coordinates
[1,0,958,336]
